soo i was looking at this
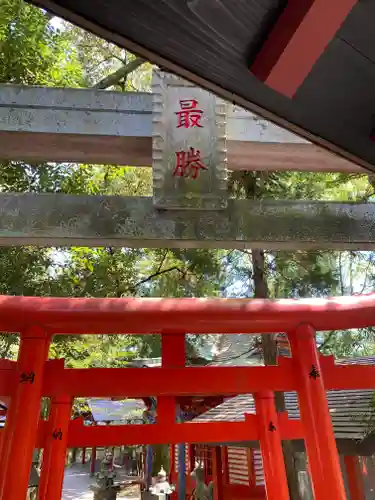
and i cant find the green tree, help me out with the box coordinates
[0,0,82,86]
[226,166,375,498]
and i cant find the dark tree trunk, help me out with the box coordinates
[251,249,301,500]
[71,447,78,464]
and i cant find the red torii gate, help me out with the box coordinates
[0,294,374,500]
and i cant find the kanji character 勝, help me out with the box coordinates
[173,147,207,180]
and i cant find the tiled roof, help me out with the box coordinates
[194,357,375,441]
[338,356,375,366]
[210,333,290,366]
[210,334,262,366]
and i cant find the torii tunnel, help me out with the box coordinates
[0,294,375,499]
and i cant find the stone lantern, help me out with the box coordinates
[147,467,175,499]
[91,451,120,500]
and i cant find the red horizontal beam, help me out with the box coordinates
[0,294,374,334]
[28,415,302,448]
[66,420,259,447]
[41,358,375,399]
[250,0,358,97]
[320,356,375,390]
[42,361,296,398]
[0,358,374,399]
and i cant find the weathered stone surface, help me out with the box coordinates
[0,194,374,250]
[0,84,361,172]
[0,84,152,136]
[152,71,227,209]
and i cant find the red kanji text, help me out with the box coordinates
[173,147,207,180]
[175,99,203,128]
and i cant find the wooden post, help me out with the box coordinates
[254,391,289,500]
[246,448,255,489]
[161,333,185,500]
[38,395,73,500]
[289,325,346,500]
[221,447,229,487]
[82,447,86,464]
[90,446,97,475]
[0,327,50,500]
[211,446,224,500]
[344,456,365,500]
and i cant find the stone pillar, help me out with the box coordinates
[152,70,227,210]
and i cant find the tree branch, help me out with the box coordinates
[318,330,335,352]
[130,266,185,292]
[93,57,145,90]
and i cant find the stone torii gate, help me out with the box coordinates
[0,72,374,250]
[0,71,374,500]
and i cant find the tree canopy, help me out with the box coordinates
[0,0,374,367]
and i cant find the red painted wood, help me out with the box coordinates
[0,329,50,500]
[90,445,97,475]
[250,0,358,97]
[222,447,229,486]
[158,333,185,426]
[42,363,296,398]
[0,293,373,334]
[212,447,224,500]
[0,359,16,369]
[289,325,346,500]
[321,356,375,390]
[38,396,73,500]
[63,419,261,448]
[0,416,303,453]
[0,355,374,411]
[162,333,185,368]
[50,419,254,448]
[254,392,289,500]
[1,357,375,399]
[222,483,265,499]
[42,361,375,398]
[344,456,365,500]
[246,448,254,488]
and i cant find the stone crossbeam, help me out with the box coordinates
[0,84,362,173]
[0,193,373,250]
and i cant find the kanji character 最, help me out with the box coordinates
[175,99,203,128]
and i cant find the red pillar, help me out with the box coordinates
[37,395,72,500]
[160,333,185,426]
[344,456,365,500]
[221,448,229,486]
[82,447,86,465]
[161,333,185,500]
[254,391,289,500]
[288,324,346,500]
[211,446,224,500]
[0,327,50,500]
[90,446,97,475]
